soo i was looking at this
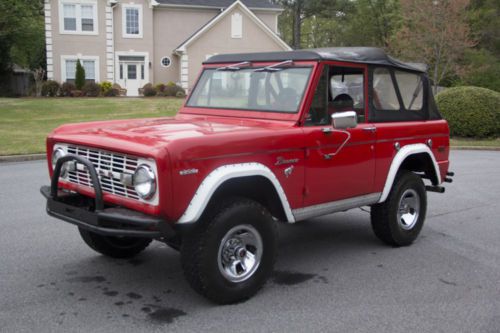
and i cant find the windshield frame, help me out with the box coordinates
[181,61,318,121]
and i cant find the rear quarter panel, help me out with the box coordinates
[373,120,450,191]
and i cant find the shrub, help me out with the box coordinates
[41,80,60,97]
[60,82,76,97]
[100,81,113,96]
[82,82,101,97]
[71,90,83,97]
[142,83,156,97]
[176,90,186,98]
[155,83,167,96]
[75,60,86,90]
[164,83,185,97]
[436,86,500,138]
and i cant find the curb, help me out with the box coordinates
[0,154,46,163]
[1,147,499,164]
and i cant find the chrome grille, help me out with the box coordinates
[66,145,140,200]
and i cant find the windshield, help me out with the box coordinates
[187,67,313,113]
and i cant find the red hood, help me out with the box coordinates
[49,114,297,159]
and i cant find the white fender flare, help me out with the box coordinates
[378,144,441,203]
[177,163,295,224]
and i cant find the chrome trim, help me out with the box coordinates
[292,193,381,221]
[54,144,159,205]
[217,225,263,283]
[179,168,199,176]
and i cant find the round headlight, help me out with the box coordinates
[52,147,66,170]
[133,165,156,200]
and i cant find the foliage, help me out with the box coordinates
[60,82,76,97]
[71,90,83,97]
[455,49,500,92]
[41,80,60,97]
[75,60,86,90]
[100,82,113,95]
[142,83,157,97]
[82,82,101,97]
[156,83,167,96]
[339,0,400,47]
[390,0,475,93]
[276,0,352,49]
[176,90,186,98]
[436,86,500,138]
[468,0,500,56]
[112,83,124,96]
[0,0,45,74]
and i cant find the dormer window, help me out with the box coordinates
[59,1,98,34]
[122,4,143,38]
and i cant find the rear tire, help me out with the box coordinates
[371,171,427,246]
[181,198,277,304]
[79,228,152,258]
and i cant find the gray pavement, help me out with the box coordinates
[0,150,499,333]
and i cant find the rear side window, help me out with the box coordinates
[369,66,428,122]
[395,71,423,110]
[373,68,399,110]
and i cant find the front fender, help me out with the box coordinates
[176,163,295,224]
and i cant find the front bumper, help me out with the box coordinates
[40,155,173,238]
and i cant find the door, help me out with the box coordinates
[116,56,146,96]
[302,63,376,206]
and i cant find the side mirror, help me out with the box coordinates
[331,111,358,130]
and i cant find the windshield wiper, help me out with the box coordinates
[254,60,294,72]
[216,61,251,71]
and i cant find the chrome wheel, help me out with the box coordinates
[397,189,420,230]
[217,225,263,283]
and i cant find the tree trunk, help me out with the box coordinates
[293,1,302,49]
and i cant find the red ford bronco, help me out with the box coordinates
[41,48,453,304]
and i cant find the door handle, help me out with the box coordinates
[321,127,333,134]
[363,127,377,133]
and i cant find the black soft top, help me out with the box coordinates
[204,47,425,73]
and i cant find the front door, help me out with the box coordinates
[116,56,146,96]
[302,63,376,206]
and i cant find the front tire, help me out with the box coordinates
[79,228,152,258]
[371,171,427,246]
[181,198,278,304]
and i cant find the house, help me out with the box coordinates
[44,0,291,96]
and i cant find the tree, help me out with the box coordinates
[468,0,500,57]
[0,0,44,73]
[390,0,476,93]
[75,60,86,90]
[276,0,349,49]
[341,0,401,48]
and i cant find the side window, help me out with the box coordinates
[395,71,424,110]
[330,67,365,122]
[373,68,399,110]
[305,66,328,126]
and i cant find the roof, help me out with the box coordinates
[155,0,282,10]
[204,47,426,72]
[175,0,290,53]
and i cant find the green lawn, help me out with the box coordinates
[450,138,500,148]
[0,97,183,156]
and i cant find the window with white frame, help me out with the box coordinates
[122,4,143,38]
[59,1,98,34]
[62,57,99,82]
[231,13,243,38]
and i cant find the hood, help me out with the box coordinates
[49,114,296,158]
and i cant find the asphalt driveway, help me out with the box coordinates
[0,150,499,333]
